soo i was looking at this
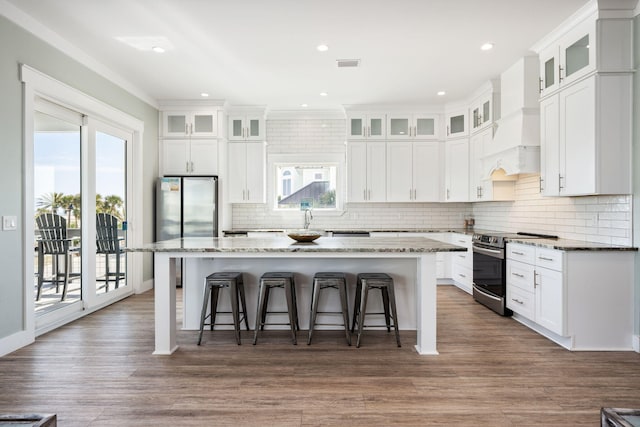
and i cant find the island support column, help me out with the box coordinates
[415,254,438,355]
[153,252,178,355]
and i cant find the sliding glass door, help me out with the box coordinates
[33,100,133,327]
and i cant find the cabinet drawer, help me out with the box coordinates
[452,250,472,268]
[506,286,535,320]
[507,243,535,264]
[451,263,472,287]
[506,260,535,292]
[451,234,472,248]
[535,247,563,271]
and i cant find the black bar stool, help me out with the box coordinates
[351,273,401,348]
[307,272,351,346]
[253,272,299,345]
[197,272,249,345]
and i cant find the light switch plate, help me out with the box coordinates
[2,216,17,231]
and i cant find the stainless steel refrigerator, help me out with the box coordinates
[156,176,218,285]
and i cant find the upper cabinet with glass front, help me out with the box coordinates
[162,111,218,138]
[470,80,500,134]
[444,108,468,139]
[228,114,264,141]
[537,10,633,98]
[347,113,386,140]
[387,113,440,140]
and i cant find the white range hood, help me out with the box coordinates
[483,56,540,179]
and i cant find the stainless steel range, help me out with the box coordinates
[471,232,556,316]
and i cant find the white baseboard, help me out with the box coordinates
[0,330,34,358]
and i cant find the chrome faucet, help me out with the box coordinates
[304,209,313,229]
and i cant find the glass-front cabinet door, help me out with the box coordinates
[388,116,411,139]
[228,115,263,141]
[163,111,217,137]
[347,114,385,139]
[387,114,438,140]
[446,109,467,139]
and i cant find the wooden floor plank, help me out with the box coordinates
[0,285,639,426]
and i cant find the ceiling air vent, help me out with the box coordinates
[336,59,360,68]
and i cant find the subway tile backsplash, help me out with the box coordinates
[232,118,633,246]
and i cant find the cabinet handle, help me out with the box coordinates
[512,272,524,278]
[558,65,564,82]
[447,189,450,200]
[446,125,450,136]
[559,174,564,191]
[413,189,417,199]
[190,161,194,172]
[364,189,367,200]
[368,189,371,200]
[539,177,544,193]
[185,123,189,134]
[247,189,250,200]
[185,162,189,172]
[458,254,466,259]
[458,273,466,278]
[190,123,193,134]
[534,270,539,287]
[458,240,466,244]
[413,126,417,137]
[512,251,524,256]
[538,256,554,262]
[409,189,412,200]
[538,78,544,93]
[511,298,524,305]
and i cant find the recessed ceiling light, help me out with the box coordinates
[200,92,209,97]
[316,44,329,52]
[480,43,494,51]
[320,92,328,97]
[301,103,308,107]
[151,46,166,53]
[115,36,173,52]
[437,91,446,96]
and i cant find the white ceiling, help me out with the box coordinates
[5,0,591,110]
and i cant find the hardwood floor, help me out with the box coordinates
[1,285,639,426]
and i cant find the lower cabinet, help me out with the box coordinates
[449,233,472,293]
[506,243,634,350]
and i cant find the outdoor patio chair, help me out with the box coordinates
[35,213,77,301]
[96,213,125,291]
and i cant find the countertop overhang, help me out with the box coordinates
[127,236,467,253]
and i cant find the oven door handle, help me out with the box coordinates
[473,284,502,301]
[472,245,504,259]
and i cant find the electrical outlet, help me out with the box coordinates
[2,216,17,231]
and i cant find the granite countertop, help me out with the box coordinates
[223,228,479,235]
[127,236,467,253]
[506,237,637,251]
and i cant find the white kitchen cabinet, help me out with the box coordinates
[538,18,596,96]
[161,139,218,175]
[444,139,469,202]
[449,233,472,294]
[347,141,386,202]
[445,108,468,139]
[347,113,386,140]
[162,111,218,138]
[387,113,439,140]
[506,243,634,350]
[227,142,265,203]
[470,92,498,134]
[506,244,565,336]
[386,141,441,202]
[540,74,631,196]
[228,114,264,141]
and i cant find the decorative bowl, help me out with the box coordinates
[287,230,323,242]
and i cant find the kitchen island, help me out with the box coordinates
[128,236,465,356]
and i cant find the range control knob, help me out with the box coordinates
[489,236,498,244]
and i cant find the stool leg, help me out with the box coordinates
[36,246,44,301]
[237,277,250,331]
[260,285,272,331]
[210,286,220,330]
[387,283,401,347]
[338,281,352,346]
[284,281,297,345]
[253,282,268,345]
[229,281,241,345]
[104,253,110,293]
[292,277,300,330]
[198,283,212,345]
[307,280,321,345]
[356,283,370,348]
[61,253,70,301]
[351,280,362,333]
[382,286,391,332]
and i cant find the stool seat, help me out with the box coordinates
[198,271,249,346]
[253,272,299,345]
[308,272,351,346]
[351,273,401,348]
